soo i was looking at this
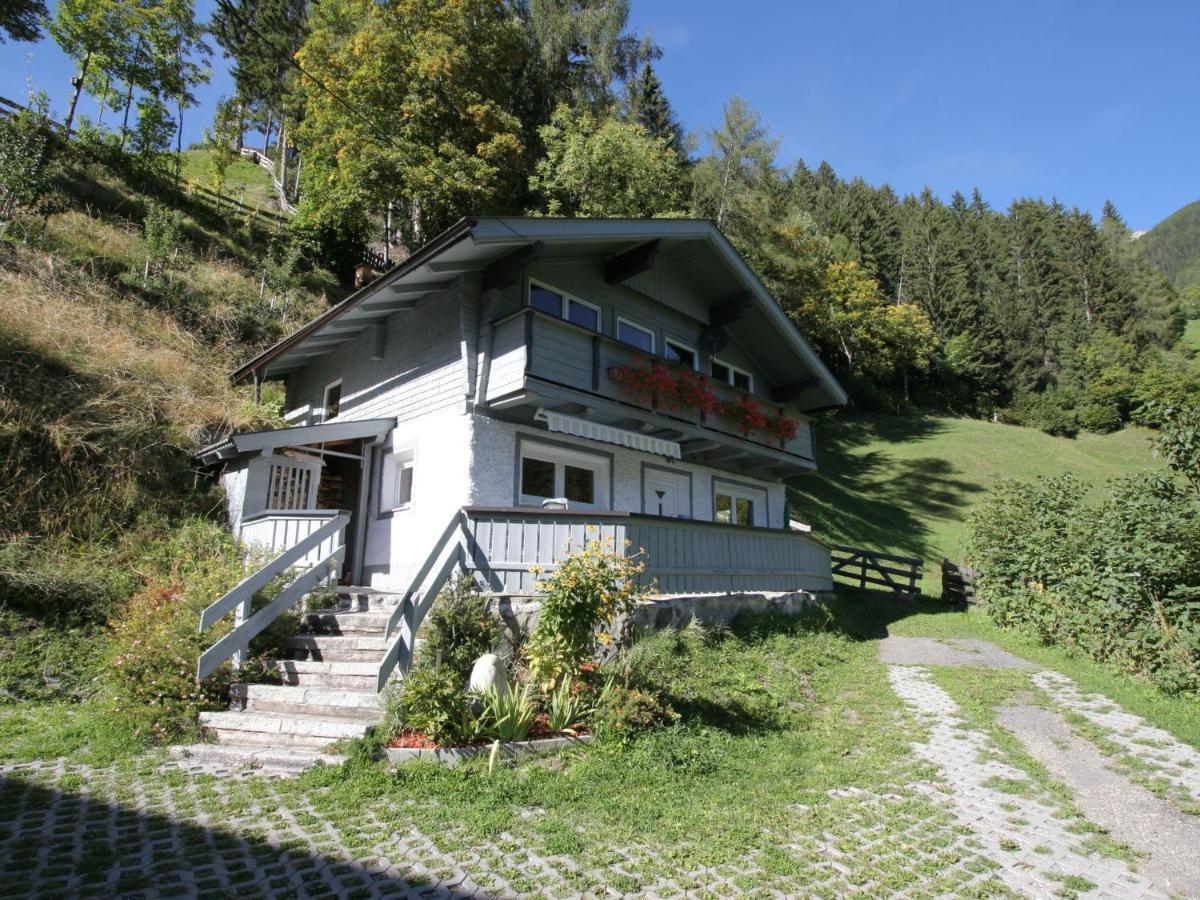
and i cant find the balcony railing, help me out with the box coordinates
[485,308,815,463]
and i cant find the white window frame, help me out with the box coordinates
[711,359,753,392]
[518,442,610,510]
[379,446,416,515]
[616,316,655,353]
[528,280,602,332]
[322,379,343,422]
[664,338,700,370]
[713,479,767,527]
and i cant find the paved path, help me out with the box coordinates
[2,636,1199,897]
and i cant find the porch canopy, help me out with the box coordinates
[195,418,396,466]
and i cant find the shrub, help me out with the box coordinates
[0,94,58,223]
[525,536,648,690]
[1154,404,1200,495]
[546,677,591,733]
[593,684,677,742]
[393,666,476,745]
[1000,388,1080,437]
[417,575,501,683]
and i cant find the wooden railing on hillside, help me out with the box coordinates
[196,510,349,680]
[239,147,297,215]
[830,545,922,596]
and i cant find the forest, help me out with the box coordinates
[4,0,1199,432]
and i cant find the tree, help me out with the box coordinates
[0,94,57,224]
[0,0,45,43]
[691,97,779,234]
[529,105,682,217]
[204,96,240,209]
[628,62,683,154]
[49,0,135,136]
[295,0,534,258]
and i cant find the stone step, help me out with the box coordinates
[270,659,380,690]
[284,633,417,663]
[229,683,382,720]
[199,710,375,749]
[169,743,346,776]
[304,608,393,635]
[333,587,405,612]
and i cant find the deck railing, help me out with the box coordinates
[196,510,349,680]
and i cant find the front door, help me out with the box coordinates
[644,469,689,518]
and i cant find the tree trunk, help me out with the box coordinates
[263,115,274,154]
[96,71,110,126]
[278,123,288,201]
[292,152,302,201]
[175,99,184,187]
[64,51,91,137]
[236,102,245,150]
[385,200,393,264]
[119,81,135,150]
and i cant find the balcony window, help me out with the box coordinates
[518,442,610,509]
[528,281,601,332]
[664,339,698,370]
[711,360,753,392]
[617,317,655,353]
[713,480,766,527]
[322,380,342,420]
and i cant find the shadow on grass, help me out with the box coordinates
[0,772,475,897]
[789,412,986,563]
[826,588,966,641]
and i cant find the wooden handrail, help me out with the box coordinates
[196,510,349,679]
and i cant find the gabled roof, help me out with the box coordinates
[195,418,395,466]
[232,217,848,410]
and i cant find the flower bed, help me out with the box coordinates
[384,734,593,767]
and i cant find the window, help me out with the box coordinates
[711,360,752,392]
[528,282,601,332]
[380,448,415,514]
[664,339,698,370]
[518,443,609,509]
[617,317,655,353]
[322,380,343,420]
[713,481,766,527]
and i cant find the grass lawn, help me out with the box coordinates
[1182,319,1200,351]
[178,147,281,213]
[791,413,1160,592]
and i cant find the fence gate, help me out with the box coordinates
[830,545,923,596]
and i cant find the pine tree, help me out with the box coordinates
[0,0,45,42]
[628,63,683,155]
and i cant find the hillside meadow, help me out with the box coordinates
[790,413,1162,593]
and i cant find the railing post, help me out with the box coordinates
[231,594,251,670]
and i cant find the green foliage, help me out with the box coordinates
[529,104,683,217]
[129,94,174,170]
[478,684,537,743]
[0,95,59,222]
[0,0,44,42]
[416,576,501,683]
[392,666,476,745]
[1154,404,1200,495]
[966,467,1200,695]
[526,537,647,690]
[546,677,590,733]
[1138,198,1200,292]
[142,200,184,281]
[592,683,677,742]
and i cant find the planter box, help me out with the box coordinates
[384,734,592,768]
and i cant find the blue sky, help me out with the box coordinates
[3,0,1195,229]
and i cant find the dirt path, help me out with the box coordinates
[881,635,1200,899]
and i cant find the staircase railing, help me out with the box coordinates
[374,510,475,691]
[197,510,350,680]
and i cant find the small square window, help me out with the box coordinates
[732,370,752,391]
[567,298,600,331]
[618,318,654,352]
[529,285,563,316]
[521,457,556,499]
[380,449,416,513]
[323,381,342,420]
[711,361,730,382]
[665,340,697,370]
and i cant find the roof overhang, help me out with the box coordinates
[231,217,847,410]
[195,418,396,466]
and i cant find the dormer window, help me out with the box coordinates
[528,281,601,331]
[711,360,752,392]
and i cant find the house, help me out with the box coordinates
[191,217,847,747]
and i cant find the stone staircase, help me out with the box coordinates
[171,588,404,776]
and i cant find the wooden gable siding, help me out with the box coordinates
[285,287,468,424]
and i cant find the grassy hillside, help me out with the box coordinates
[178,147,283,214]
[791,413,1161,592]
[1138,198,1200,290]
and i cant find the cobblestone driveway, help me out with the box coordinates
[3,639,1199,898]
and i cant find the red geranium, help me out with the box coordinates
[723,394,769,435]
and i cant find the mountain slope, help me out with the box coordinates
[1138,198,1200,291]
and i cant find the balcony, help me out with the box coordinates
[483,308,816,477]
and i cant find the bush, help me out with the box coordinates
[1000,388,1080,437]
[478,684,536,743]
[391,666,476,745]
[526,536,647,689]
[417,576,501,683]
[966,467,1200,694]
[593,684,677,742]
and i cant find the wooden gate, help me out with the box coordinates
[830,545,922,596]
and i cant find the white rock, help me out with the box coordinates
[467,653,508,696]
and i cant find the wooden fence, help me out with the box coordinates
[941,559,977,604]
[830,545,922,596]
